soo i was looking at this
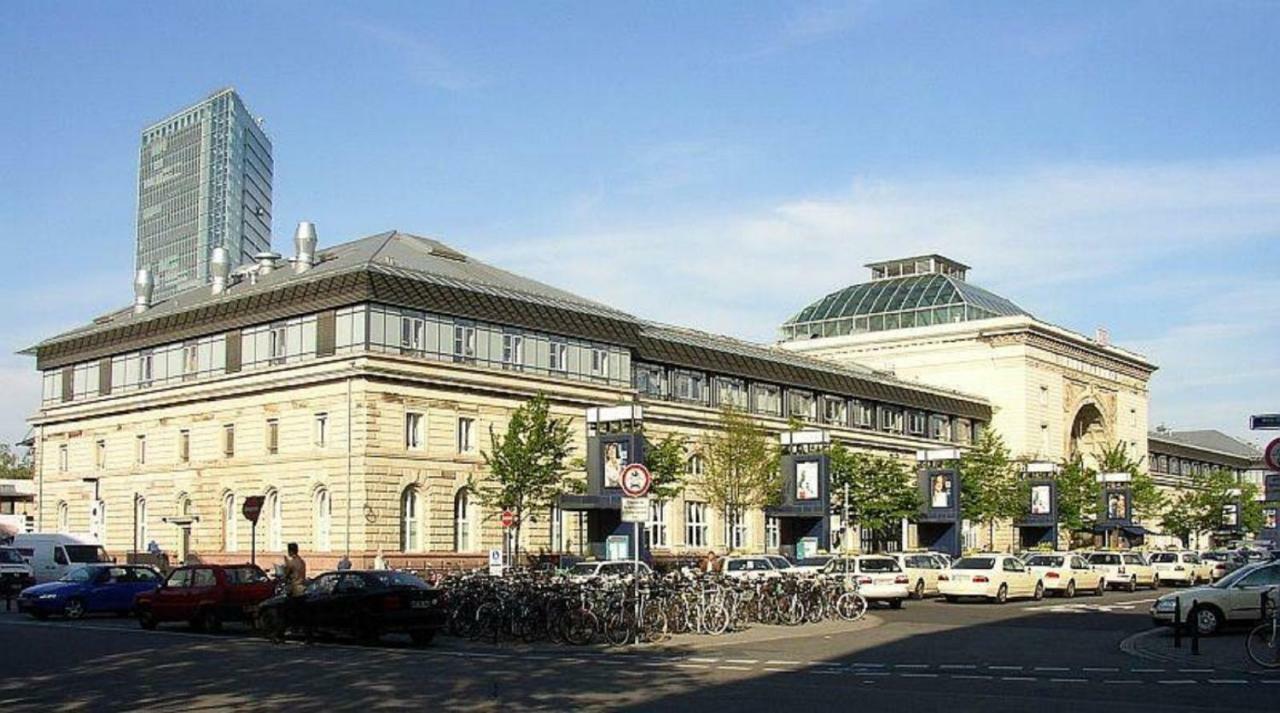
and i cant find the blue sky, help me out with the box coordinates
[1,1,1278,446]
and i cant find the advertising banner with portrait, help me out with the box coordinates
[918,469,960,522]
[1099,487,1132,525]
[1018,480,1056,526]
[775,453,829,515]
[1221,502,1240,530]
[586,433,644,496]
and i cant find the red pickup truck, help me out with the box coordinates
[134,564,275,631]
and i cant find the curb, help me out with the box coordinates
[1119,626,1280,676]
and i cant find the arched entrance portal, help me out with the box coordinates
[1069,403,1108,467]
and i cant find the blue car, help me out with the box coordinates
[18,564,162,620]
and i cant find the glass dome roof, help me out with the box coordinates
[780,273,1029,341]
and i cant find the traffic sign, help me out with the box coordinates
[488,549,503,576]
[1251,414,1280,430]
[500,510,516,528]
[242,495,265,524]
[621,496,650,523]
[1264,438,1280,472]
[619,463,652,498]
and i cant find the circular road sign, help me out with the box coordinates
[500,510,516,528]
[619,463,653,498]
[1265,438,1280,472]
[241,495,265,524]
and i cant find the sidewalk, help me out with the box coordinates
[1121,625,1280,675]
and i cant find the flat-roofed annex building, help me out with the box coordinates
[779,255,1160,549]
[23,231,989,568]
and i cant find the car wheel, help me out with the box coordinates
[1033,582,1044,601]
[410,629,436,646]
[138,610,158,630]
[1150,576,1160,591]
[64,598,85,620]
[912,580,925,600]
[890,599,904,610]
[1190,605,1223,636]
[994,585,1008,604]
[1127,576,1137,593]
[1065,580,1076,598]
[1094,578,1106,596]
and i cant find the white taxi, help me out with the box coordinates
[1025,553,1105,598]
[1151,561,1280,635]
[938,554,1044,604]
[716,556,781,580]
[1148,551,1212,587]
[1087,551,1158,591]
[821,555,911,608]
[888,552,946,599]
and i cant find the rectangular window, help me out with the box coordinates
[787,390,815,421]
[633,364,665,397]
[136,435,146,465]
[314,413,328,448]
[929,415,951,441]
[685,502,708,548]
[752,383,782,416]
[269,325,287,365]
[879,406,903,434]
[222,424,235,458]
[765,516,780,552]
[139,351,154,387]
[590,349,609,377]
[713,377,748,409]
[452,324,476,362]
[178,430,190,463]
[502,334,524,369]
[95,439,106,469]
[671,370,706,403]
[405,412,424,450]
[183,343,199,378]
[853,400,875,428]
[908,411,926,435]
[646,500,668,548]
[457,417,475,454]
[822,396,847,425]
[266,419,279,455]
[401,316,426,354]
[58,444,68,472]
[726,510,747,550]
[550,341,568,372]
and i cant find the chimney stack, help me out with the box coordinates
[293,221,317,273]
[133,268,154,314]
[210,247,231,295]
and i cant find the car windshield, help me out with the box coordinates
[1201,552,1231,562]
[370,571,429,589]
[1088,554,1120,565]
[796,557,830,567]
[1212,564,1264,589]
[1149,553,1177,563]
[568,563,599,576]
[953,558,995,570]
[64,545,111,563]
[1027,556,1063,567]
[768,557,792,569]
[59,566,96,583]
[859,558,900,573]
[225,566,268,584]
[0,549,24,565]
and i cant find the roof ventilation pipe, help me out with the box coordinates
[210,247,231,295]
[293,221,317,273]
[133,268,154,314]
[255,251,282,275]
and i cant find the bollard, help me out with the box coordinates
[1190,599,1200,656]
[1173,597,1181,649]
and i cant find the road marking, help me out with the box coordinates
[810,661,844,667]
[1050,678,1086,683]
[989,666,1023,671]
[1033,667,1068,672]
[1158,680,1196,685]
[725,659,758,665]
[1104,680,1141,685]
[939,664,976,670]
[717,665,751,672]
[807,669,842,675]
[765,660,801,665]
[894,664,930,669]
[1178,669,1213,673]
[848,662,886,668]
[1208,679,1247,685]
[1130,668,1164,673]
[675,663,708,670]
[1000,676,1036,682]
[687,657,719,663]
[1083,667,1118,672]
[900,673,939,678]
[852,672,890,677]
[951,674,993,681]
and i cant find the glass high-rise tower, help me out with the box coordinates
[135,88,273,300]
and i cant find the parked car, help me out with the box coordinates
[134,563,275,631]
[1086,551,1158,591]
[1200,551,1245,581]
[716,556,780,579]
[11,533,111,584]
[821,555,910,608]
[565,560,653,581]
[788,555,834,574]
[257,569,446,645]
[0,545,35,598]
[1148,551,1213,587]
[1151,561,1280,635]
[764,555,796,574]
[888,552,946,599]
[1025,553,1105,597]
[16,564,161,619]
[938,554,1044,604]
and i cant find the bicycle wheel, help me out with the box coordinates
[703,604,730,636]
[605,610,636,646]
[562,608,598,646]
[1245,624,1280,668]
[641,607,669,643]
[836,593,868,622]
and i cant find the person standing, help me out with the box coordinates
[275,542,307,643]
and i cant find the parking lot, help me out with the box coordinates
[2,587,1276,712]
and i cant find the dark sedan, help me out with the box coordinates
[258,570,445,645]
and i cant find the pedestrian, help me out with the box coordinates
[277,542,307,643]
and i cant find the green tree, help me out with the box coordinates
[1054,455,1100,534]
[700,407,781,552]
[1159,488,1202,547]
[828,444,921,552]
[642,432,688,500]
[958,429,1019,546]
[472,394,575,564]
[0,444,33,479]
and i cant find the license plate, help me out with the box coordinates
[410,600,432,609]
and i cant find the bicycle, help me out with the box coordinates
[1244,589,1280,669]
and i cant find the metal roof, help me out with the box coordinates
[1148,429,1262,464]
[25,230,990,421]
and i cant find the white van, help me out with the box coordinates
[11,534,111,583]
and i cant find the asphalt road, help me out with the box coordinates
[0,588,1274,712]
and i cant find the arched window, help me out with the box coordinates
[454,489,473,552]
[222,492,237,552]
[686,454,705,478]
[56,501,69,533]
[313,487,332,552]
[400,486,420,552]
[263,489,283,552]
[133,495,148,553]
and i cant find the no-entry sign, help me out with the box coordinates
[242,495,265,524]
[619,463,652,498]
[500,510,516,528]
[1264,438,1280,472]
